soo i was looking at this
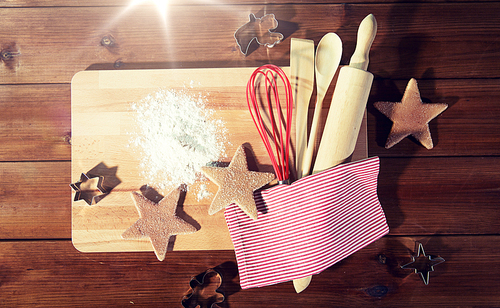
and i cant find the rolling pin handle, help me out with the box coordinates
[349,14,377,71]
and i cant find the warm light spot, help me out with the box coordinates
[128,0,170,23]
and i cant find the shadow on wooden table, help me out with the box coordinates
[85,59,291,71]
[214,261,241,308]
[85,162,122,204]
[376,236,449,289]
[182,261,240,308]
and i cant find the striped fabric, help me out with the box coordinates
[224,156,389,289]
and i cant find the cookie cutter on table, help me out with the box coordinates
[234,13,284,55]
[401,242,445,285]
[70,173,107,205]
[182,268,225,308]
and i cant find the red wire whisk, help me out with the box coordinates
[246,64,293,184]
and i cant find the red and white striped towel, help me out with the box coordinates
[224,156,389,289]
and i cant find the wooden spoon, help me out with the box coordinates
[301,33,342,177]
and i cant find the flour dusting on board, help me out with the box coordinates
[130,88,227,193]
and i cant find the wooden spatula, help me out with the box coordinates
[290,38,315,180]
[301,33,342,177]
[293,33,343,295]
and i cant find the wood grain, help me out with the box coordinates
[368,78,500,157]
[69,67,365,252]
[290,38,315,179]
[3,0,497,7]
[1,156,498,240]
[0,236,498,307]
[1,78,499,163]
[70,68,280,252]
[378,157,500,235]
[0,3,499,84]
[0,0,499,306]
[0,161,71,239]
[0,84,71,162]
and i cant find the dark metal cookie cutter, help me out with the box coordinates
[182,268,225,308]
[234,13,284,56]
[401,242,445,285]
[70,173,107,205]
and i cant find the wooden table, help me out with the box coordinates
[1,0,499,306]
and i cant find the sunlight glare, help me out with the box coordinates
[128,0,170,23]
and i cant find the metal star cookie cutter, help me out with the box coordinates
[70,173,107,205]
[401,242,445,285]
[234,13,284,55]
[181,268,225,308]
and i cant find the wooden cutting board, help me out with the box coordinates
[71,67,368,253]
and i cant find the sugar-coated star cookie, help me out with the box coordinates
[201,145,275,220]
[122,188,197,261]
[374,78,448,149]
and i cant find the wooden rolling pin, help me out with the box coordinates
[312,14,377,174]
[293,14,377,294]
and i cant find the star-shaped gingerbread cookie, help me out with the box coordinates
[122,188,197,261]
[374,78,448,149]
[201,145,275,220]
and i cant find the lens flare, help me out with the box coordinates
[128,0,170,23]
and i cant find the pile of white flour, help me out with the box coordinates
[130,88,227,191]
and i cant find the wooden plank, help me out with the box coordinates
[0,3,499,84]
[3,0,497,8]
[0,236,498,306]
[1,77,499,163]
[378,157,500,235]
[0,84,71,161]
[0,161,71,239]
[1,155,498,240]
[69,155,500,239]
[367,78,500,157]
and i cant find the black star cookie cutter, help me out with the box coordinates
[70,173,107,205]
[401,241,445,285]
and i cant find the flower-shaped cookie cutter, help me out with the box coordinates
[234,13,284,56]
[70,173,107,205]
[181,268,225,308]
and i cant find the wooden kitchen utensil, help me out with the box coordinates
[293,33,342,294]
[301,33,342,176]
[294,14,377,294]
[313,14,377,174]
[290,38,315,179]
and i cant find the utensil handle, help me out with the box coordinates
[293,276,312,293]
[349,14,377,71]
[301,95,323,176]
[291,38,315,179]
